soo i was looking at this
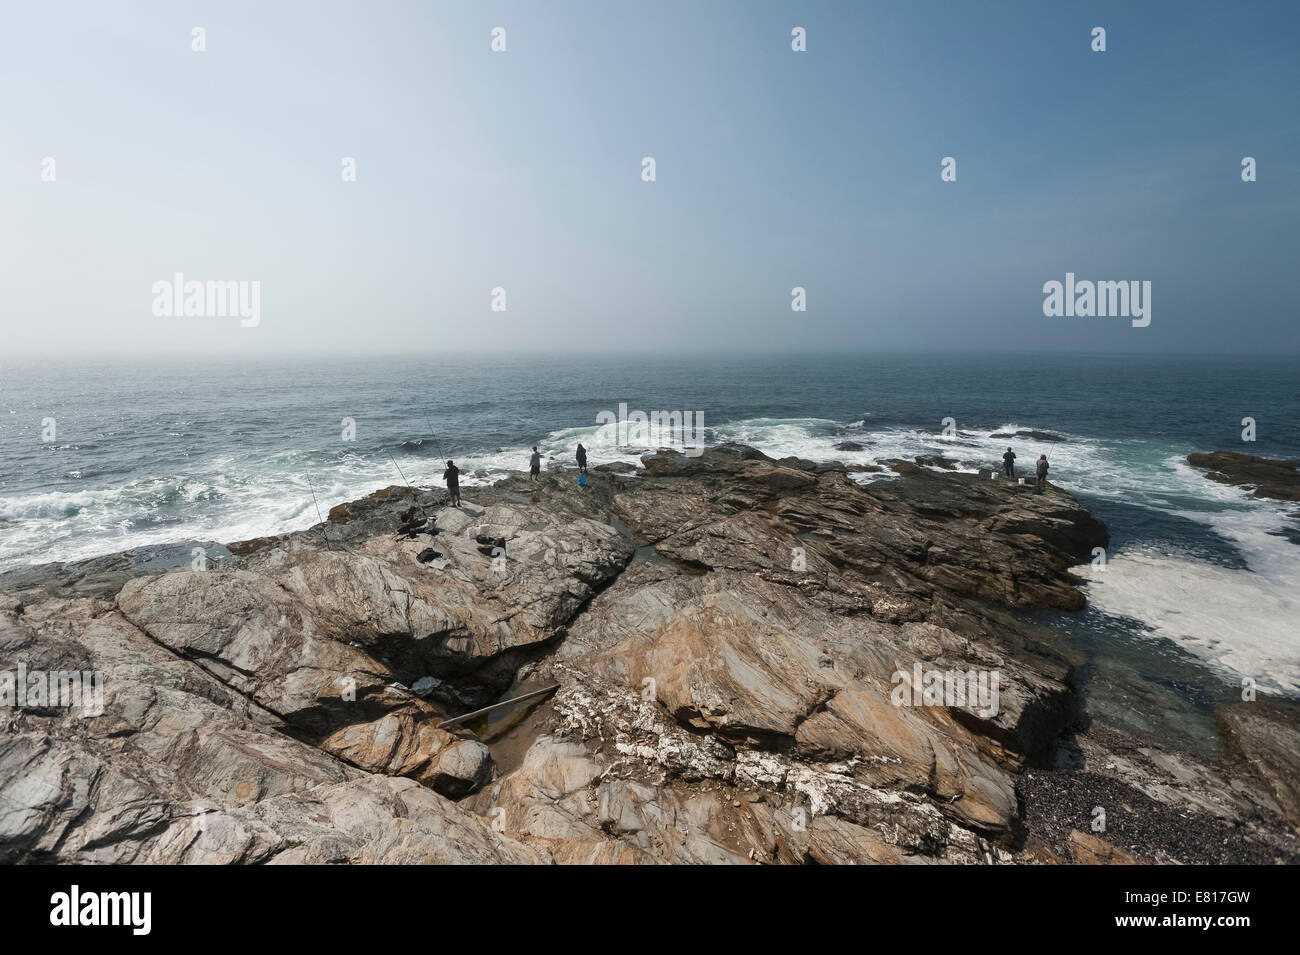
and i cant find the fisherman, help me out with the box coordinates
[529,446,541,481]
[1036,454,1049,493]
[1002,447,1016,478]
[442,460,461,507]
[575,443,588,475]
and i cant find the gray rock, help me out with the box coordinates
[4,443,1292,865]
[1188,450,1300,502]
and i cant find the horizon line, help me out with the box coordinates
[3,347,1299,362]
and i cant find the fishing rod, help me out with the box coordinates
[385,446,438,532]
[423,410,449,463]
[384,446,421,504]
[386,446,433,516]
[386,448,415,490]
[305,471,334,550]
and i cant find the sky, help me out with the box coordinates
[1,0,1297,357]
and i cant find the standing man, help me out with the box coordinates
[576,443,588,475]
[1002,447,1016,478]
[1036,454,1049,493]
[529,446,542,481]
[442,460,461,507]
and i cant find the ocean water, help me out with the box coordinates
[2,353,1298,713]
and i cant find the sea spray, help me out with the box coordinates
[595,403,706,457]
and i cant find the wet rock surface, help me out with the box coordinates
[1188,450,1300,502]
[2,445,1295,864]
[990,430,1066,443]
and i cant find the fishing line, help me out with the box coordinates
[305,471,334,550]
[423,410,449,462]
[386,449,414,490]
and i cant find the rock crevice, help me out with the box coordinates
[3,446,1294,863]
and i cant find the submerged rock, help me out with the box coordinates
[990,430,1066,442]
[913,454,959,470]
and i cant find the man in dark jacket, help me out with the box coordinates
[1036,454,1049,493]
[576,443,588,474]
[529,447,541,480]
[443,460,461,507]
[1002,448,1016,478]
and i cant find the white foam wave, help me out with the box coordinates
[1077,548,1300,695]
[5,414,1300,705]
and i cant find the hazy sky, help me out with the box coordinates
[2,0,1297,357]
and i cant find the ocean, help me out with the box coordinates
[2,352,1297,739]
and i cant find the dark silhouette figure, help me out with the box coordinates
[1002,447,1016,478]
[576,443,588,474]
[529,446,541,480]
[396,505,427,538]
[1036,454,1049,493]
[442,460,461,507]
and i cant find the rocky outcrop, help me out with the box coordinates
[1187,450,1300,501]
[0,597,545,863]
[1217,700,1300,827]
[3,444,1293,864]
[990,430,1066,442]
[108,495,632,794]
[913,454,960,469]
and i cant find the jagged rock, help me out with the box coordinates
[6,442,1292,865]
[990,430,1066,442]
[1217,700,1300,826]
[430,739,493,797]
[1066,830,1145,865]
[225,535,291,557]
[0,598,544,864]
[1187,451,1300,501]
[914,454,959,469]
[110,500,633,794]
